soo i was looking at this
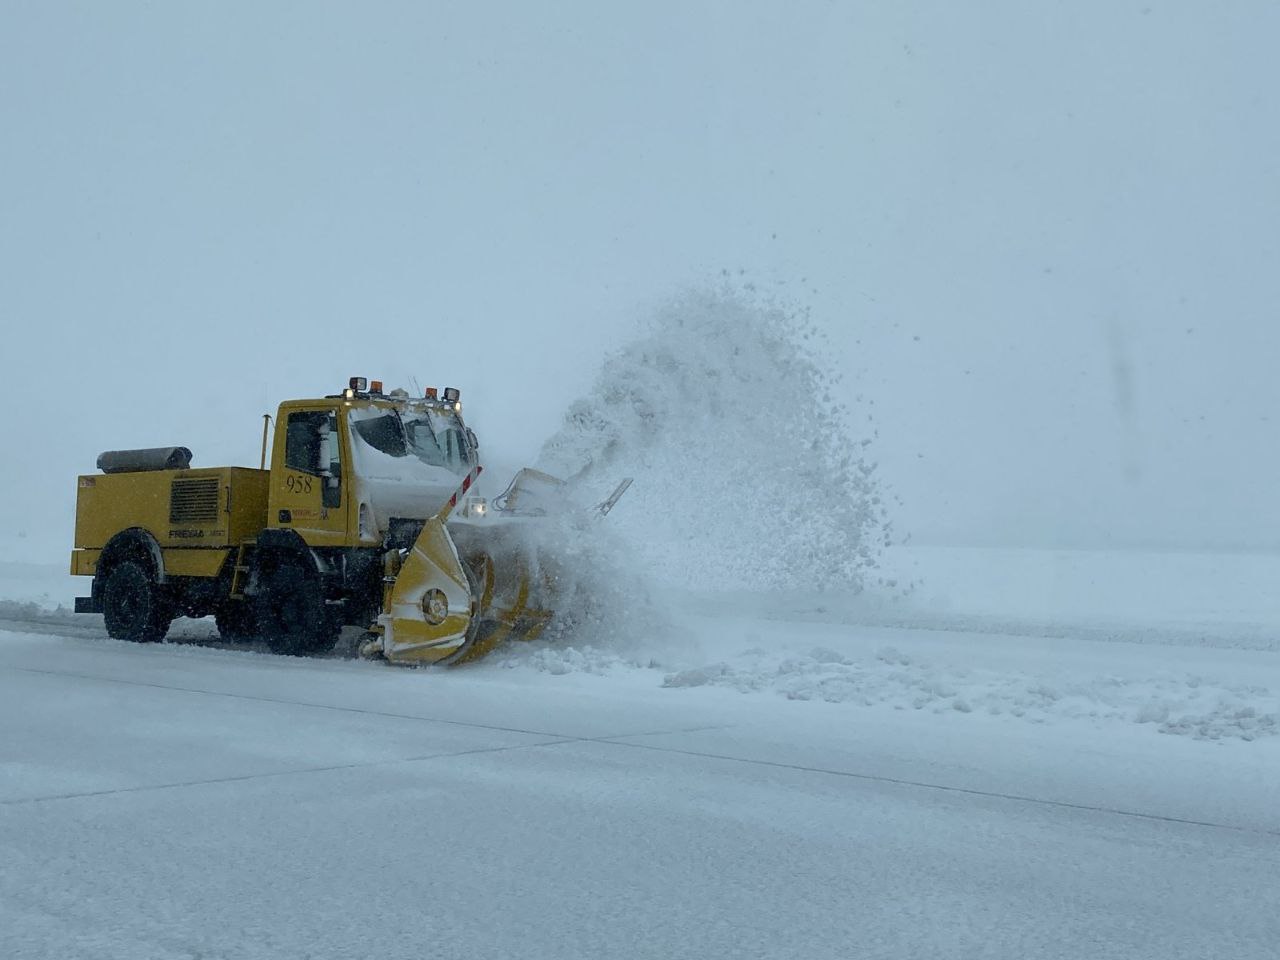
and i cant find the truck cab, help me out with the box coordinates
[269,385,478,548]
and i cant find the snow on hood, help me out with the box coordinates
[347,406,463,534]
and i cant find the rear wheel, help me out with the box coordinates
[101,560,172,643]
[253,557,338,656]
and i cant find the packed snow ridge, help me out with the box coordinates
[491,621,1279,743]
[659,645,1280,743]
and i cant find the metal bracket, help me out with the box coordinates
[597,477,634,518]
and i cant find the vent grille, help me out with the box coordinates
[170,478,219,524]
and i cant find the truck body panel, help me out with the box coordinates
[73,467,270,552]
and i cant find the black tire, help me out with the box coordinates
[101,560,172,643]
[253,556,338,656]
[214,601,258,643]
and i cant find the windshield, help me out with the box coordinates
[349,406,471,475]
[413,410,472,472]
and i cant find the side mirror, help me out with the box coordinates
[317,422,333,477]
[467,428,479,451]
[321,425,341,509]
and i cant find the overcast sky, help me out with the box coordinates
[3,1,1278,557]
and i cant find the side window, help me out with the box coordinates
[445,429,460,469]
[285,411,326,474]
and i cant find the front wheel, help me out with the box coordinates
[214,600,258,643]
[101,560,172,643]
[253,557,339,656]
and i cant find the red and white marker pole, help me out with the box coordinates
[435,464,483,522]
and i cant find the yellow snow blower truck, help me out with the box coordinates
[71,378,629,665]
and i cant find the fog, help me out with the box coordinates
[3,2,1277,559]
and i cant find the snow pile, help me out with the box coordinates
[661,644,1280,741]
[537,287,891,593]
[0,599,67,623]
[0,560,79,619]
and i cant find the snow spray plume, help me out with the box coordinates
[538,286,892,594]
[534,508,665,657]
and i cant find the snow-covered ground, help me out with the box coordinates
[3,544,1279,958]
[5,299,1279,957]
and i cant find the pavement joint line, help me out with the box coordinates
[7,664,591,741]
[7,662,1279,840]
[602,723,731,738]
[1,737,580,806]
[580,738,1280,839]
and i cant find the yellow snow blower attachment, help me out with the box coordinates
[369,467,627,666]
